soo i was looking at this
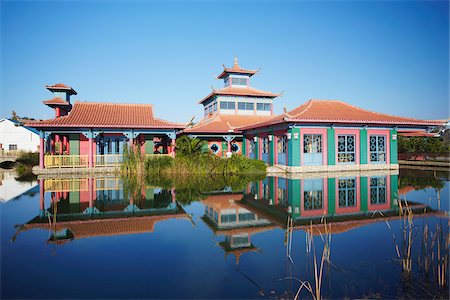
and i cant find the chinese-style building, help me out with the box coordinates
[182,58,280,156]
[26,84,185,170]
[239,99,443,171]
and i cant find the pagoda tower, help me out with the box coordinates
[43,83,77,118]
[183,58,280,157]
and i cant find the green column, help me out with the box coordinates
[360,129,368,164]
[254,137,259,160]
[269,177,275,202]
[360,177,368,212]
[288,128,300,166]
[390,129,398,164]
[327,178,336,216]
[390,174,399,209]
[222,141,227,157]
[69,134,80,155]
[242,137,247,156]
[269,133,275,166]
[327,128,335,165]
[289,179,301,217]
[144,135,154,154]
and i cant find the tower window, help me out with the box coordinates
[220,101,235,110]
[238,102,254,110]
[231,77,248,86]
[257,103,271,111]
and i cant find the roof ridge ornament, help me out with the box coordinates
[234,57,238,67]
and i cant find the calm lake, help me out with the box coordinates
[1,168,448,299]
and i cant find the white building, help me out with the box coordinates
[0,118,40,152]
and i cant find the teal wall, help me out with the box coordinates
[242,138,246,156]
[390,129,398,164]
[360,129,368,164]
[288,128,300,166]
[327,128,335,165]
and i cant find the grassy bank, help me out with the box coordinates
[120,137,267,177]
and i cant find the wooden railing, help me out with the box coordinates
[44,155,89,168]
[44,178,89,192]
[94,154,123,167]
[44,153,173,168]
[145,154,172,159]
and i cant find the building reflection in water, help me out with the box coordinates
[14,170,437,252]
[240,170,438,232]
[14,177,188,244]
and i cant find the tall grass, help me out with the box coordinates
[121,145,267,177]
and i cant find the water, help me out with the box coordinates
[1,168,448,299]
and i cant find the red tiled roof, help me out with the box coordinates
[26,101,186,129]
[183,113,273,134]
[398,131,438,137]
[239,99,444,130]
[217,59,258,79]
[42,97,71,106]
[198,86,280,104]
[22,214,189,240]
[46,83,77,95]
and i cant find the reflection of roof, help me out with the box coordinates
[183,113,272,134]
[239,100,444,130]
[26,102,185,129]
[19,213,189,241]
[199,86,279,104]
[46,83,77,95]
[201,193,244,209]
[295,210,444,236]
[216,59,258,79]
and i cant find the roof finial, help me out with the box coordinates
[234,57,238,67]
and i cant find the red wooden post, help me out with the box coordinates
[39,137,45,169]
[39,179,45,217]
[171,139,176,157]
[88,137,93,168]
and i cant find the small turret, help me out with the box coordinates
[43,83,77,118]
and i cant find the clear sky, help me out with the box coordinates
[1,0,448,123]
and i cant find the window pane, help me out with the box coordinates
[337,135,355,163]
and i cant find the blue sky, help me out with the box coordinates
[1,0,448,122]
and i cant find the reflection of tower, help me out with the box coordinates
[201,193,275,265]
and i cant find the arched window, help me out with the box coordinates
[210,143,220,154]
[231,143,240,153]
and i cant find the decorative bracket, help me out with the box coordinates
[166,132,176,140]
[123,130,139,139]
[222,135,235,142]
[81,131,100,139]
